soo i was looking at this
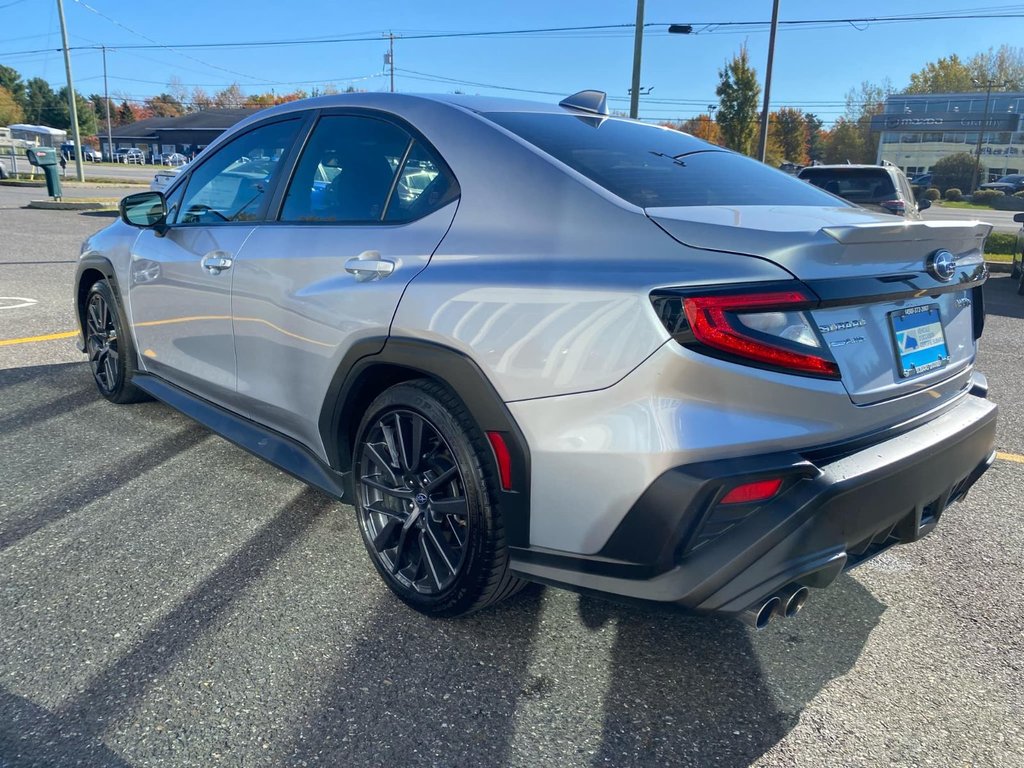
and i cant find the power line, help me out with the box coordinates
[4,11,1024,56]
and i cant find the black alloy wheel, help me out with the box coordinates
[358,408,469,594]
[353,380,526,617]
[84,280,148,404]
[86,290,120,395]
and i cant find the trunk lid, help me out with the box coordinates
[647,205,991,406]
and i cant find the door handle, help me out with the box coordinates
[345,252,395,282]
[201,251,233,274]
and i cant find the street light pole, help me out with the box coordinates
[756,0,781,162]
[629,0,645,119]
[56,0,85,182]
[969,79,1004,192]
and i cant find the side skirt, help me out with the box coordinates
[135,374,350,501]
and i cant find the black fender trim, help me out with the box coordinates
[74,255,121,350]
[318,336,532,547]
[135,373,349,500]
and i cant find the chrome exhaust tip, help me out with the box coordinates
[777,584,810,618]
[739,596,781,630]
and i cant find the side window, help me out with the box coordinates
[384,141,459,223]
[178,119,301,225]
[281,116,409,223]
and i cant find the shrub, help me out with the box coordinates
[984,232,1018,255]
[944,187,963,201]
[1015,191,1024,199]
[924,187,941,201]
[971,189,1005,206]
[991,194,1024,211]
[931,152,976,192]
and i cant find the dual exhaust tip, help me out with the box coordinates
[739,584,810,630]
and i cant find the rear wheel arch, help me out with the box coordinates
[321,337,532,548]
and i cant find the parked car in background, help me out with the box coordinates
[979,174,1024,196]
[910,172,933,188]
[1012,212,1024,295]
[798,163,929,218]
[75,91,996,628]
[60,142,101,162]
[150,164,185,192]
[115,148,145,164]
[159,152,188,166]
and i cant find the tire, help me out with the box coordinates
[1018,264,1024,296]
[1011,257,1020,280]
[84,279,149,404]
[352,379,526,617]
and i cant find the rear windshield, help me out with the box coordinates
[484,111,843,208]
[799,168,897,204]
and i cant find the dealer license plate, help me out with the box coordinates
[889,303,950,379]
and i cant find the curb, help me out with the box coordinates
[986,261,1012,274]
[27,199,118,211]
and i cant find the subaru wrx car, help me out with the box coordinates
[74,91,996,628]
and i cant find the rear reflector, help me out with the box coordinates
[720,478,783,505]
[486,431,513,491]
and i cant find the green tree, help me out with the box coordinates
[117,100,136,125]
[715,44,760,155]
[54,87,98,135]
[145,93,185,117]
[23,77,62,125]
[0,65,26,112]
[905,54,974,94]
[931,152,977,193]
[0,85,24,125]
[773,107,808,164]
[804,113,824,162]
[830,80,890,164]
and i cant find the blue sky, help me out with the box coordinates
[3,0,1022,124]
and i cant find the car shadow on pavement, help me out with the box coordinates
[277,584,546,767]
[581,574,884,767]
[984,273,1024,320]
[0,487,337,767]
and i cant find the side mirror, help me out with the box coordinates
[120,191,167,231]
[918,198,931,211]
[1014,213,1024,223]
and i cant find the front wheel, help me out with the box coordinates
[1017,263,1024,295]
[84,280,148,403]
[352,380,526,617]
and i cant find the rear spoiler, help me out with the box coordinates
[821,219,992,245]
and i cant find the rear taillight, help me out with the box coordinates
[650,285,840,379]
[879,199,906,215]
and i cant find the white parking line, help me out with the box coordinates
[0,297,38,310]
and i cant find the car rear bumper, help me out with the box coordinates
[509,392,997,618]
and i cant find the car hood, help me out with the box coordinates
[646,205,991,280]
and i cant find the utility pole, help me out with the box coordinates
[102,45,113,163]
[756,0,781,162]
[969,78,1005,192]
[56,0,85,181]
[384,32,395,93]
[629,0,645,119]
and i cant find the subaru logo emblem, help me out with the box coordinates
[415,493,428,507]
[928,250,957,282]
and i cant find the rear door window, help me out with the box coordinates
[280,115,409,223]
[484,111,841,208]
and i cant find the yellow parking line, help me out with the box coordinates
[996,451,1024,465]
[0,330,78,347]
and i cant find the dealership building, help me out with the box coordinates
[873,91,1024,181]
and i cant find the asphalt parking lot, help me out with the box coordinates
[1,184,1022,768]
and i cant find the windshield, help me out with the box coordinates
[484,111,843,208]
